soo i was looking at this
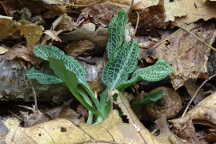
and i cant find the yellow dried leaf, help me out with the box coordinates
[4,110,162,144]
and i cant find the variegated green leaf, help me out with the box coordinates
[102,41,140,90]
[26,68,63,84]
[106,9,128,60]
[118,59,173,90]
[34,45,88,86]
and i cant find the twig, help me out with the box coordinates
[29,81,38,112]
[66,0,104,7]
[182,74,216,117]
[128,0,134,15]
[176,24,216,52]
[76,140,120,144]
[133,11,140,38]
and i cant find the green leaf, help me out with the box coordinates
[102,41,140,90]
[34,45,100,116]
[48,57,100,116]
[34,45,65,61]
[98,90,111,119]
[118,59,173,90]
[34,45,88,86]
[132,89,166,110]
[106,9,128,60]
[26,68,63,84]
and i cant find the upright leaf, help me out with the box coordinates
[48,57,99,116]
[106,9,128,60]
[118,59,173,90]
[102,41,140,90]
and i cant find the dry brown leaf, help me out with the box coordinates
[65,40,95,56]
[170,92,216,143]
[151,22,216,89]
[60,27,108,49]
[156,116,188,144]
[75,0,159,8]
[184,80,206,105]
[80,1,124,26]
[4,110,160,144]
[176,0,216,24]
[53,14,76,31]
[5,45,39,64]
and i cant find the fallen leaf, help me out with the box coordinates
[5,45,39,64]
[19,20,44,48]
[164,0,186,22]
[176,0,216,25]
[116,92,174,144]
[0,46,8,55]
[75,0,159,9]
[151,22,216,89]
[53,14,76,31]
[0,18,19,40]
[65,40,95,56]
[202,129,216,143]
[156,116,188,144]
[0,18,44,48]
[184,80,206,105]
[79,1,124,26]
[44,30,62,42]
[4,110,161,144]
[170,92,216,143]
[60,27,108,49]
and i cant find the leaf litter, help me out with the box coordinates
[0,0,216,144]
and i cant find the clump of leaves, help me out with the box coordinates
[26,9,172,124]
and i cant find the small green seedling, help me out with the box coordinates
[26,9,172,124]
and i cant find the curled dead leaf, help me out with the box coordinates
[170,92,216,143]
[5,45,39,64]
[0,46,8,55]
